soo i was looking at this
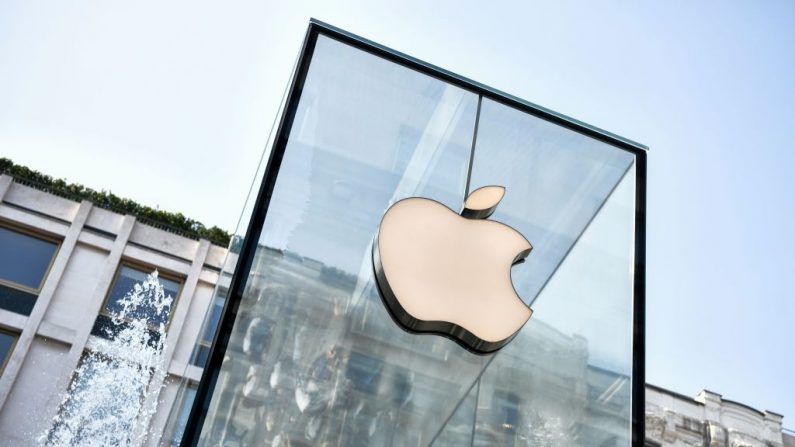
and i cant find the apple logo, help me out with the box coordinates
[372,185,533,354]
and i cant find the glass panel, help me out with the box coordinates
[198,35,487,446]
[0,226,58,290]
[431,381,477,446]
[190,288,226,367]
[168,384,198,446]
[104,266,181,327]
[193,344,210,368]
[468,98,635,306]
[0,329,18,374]
[0,283,38,315]
[202,291,225,345]
[467,168,636,446]
[193,32,639,447]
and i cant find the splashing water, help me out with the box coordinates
[43,271,173,447]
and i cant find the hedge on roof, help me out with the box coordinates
[0,157,231,247]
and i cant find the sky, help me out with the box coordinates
[1,0,793,425]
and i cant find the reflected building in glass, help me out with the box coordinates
[180,20,647,447]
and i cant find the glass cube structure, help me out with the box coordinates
[181,20,646,447]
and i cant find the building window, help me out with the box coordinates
[91,264,182,340]
[0,328,19,377]
[47,351,157,445]
[191,288,226,367]
[165,382,198,446]
[494,390,521,434]
[48,355,130,444]
[0,225,59,315]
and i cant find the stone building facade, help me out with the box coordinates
[0,173,231,446]
[646,384,794,447]
[1,170,792,447]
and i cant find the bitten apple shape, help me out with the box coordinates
[372,186,533,354]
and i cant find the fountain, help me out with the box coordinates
[43,271,172,447]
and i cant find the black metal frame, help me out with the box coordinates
[181,18,648,446]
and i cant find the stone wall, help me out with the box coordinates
[646,384,789,447]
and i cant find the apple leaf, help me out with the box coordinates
[462,185,505,219]
[465,185,505,210]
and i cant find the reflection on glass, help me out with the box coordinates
[0,329,18,375]
[199,35,487,446]
[195,31,638,447]
[167,383,198,446]
[468,98,635,307]
[104,266,181,327]
[0,226,58,315]
[433,169,636,447]
[191,288,227,367]
[0,226,58,290]
[91,266,181,341]
[432,380,477,446]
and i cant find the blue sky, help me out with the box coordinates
[1,0,793,423]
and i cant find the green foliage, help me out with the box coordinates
[0,157,231,247]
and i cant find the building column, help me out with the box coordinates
[695,389,723,422]
[142,239,211,445]
[763,411,784,445]
[0,175,12,201]
[43,215,136,419]
[0,200,93,411]
[162,239,211,363]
